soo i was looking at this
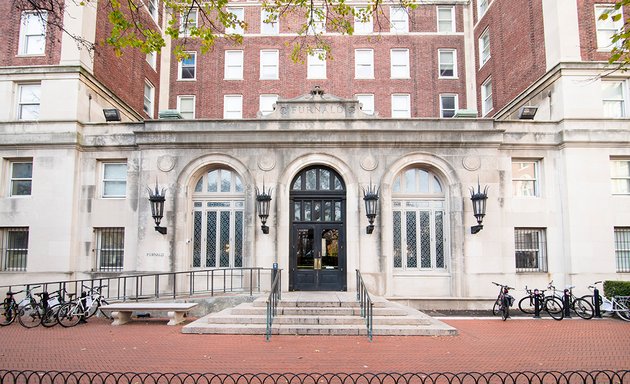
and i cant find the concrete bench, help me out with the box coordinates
[100,303,198,326]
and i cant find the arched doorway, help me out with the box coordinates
[289,165,346,291]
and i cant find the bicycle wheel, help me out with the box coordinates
[572,298,594,320]
[18,304,43,328]
[518,296,536,314]
[615,298,630,322]
[492,297,500,316]
[86,297,99,318]
[41,305,60,327]
[581,295,614,316]
[98,299,112,319]
[545,297,564,320]
[0,303,17,326]
[57,302,81,327]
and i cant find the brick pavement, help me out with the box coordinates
[0,316,628,373]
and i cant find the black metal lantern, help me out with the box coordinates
[147,182,167,235]
[255,184,273,234]
[363,183,380,234]
[470,181,489,234]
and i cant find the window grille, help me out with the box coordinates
[515,228,547,272]
[1,227,29,271]
[614,227,630,273]
[96,227,125,272]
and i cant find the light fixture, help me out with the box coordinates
[103,108,121,122]
[147,182,167,235]
[363,183,380,234]
[255,184,273,234]
[470,181,489,234]
[518,106,538,120]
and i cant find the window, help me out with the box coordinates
[515,228,547,273]
[479,28,490,66]
[102,162,127,198]
[391,49,410,79]
[611,159,630,194]
[512,160,540,197]
[392,168,446,270]
[1,228,29,272]
[148,0,158,21]
[260,50,279,80]
[146,51,157,69]
[391,94,411,118]
[307,50,326,79]
[225,8,244,35]
[440,94,458,118]
[17,83,41,120]
[95,227,124,272]
[437,6,455,33]
[355,94,375,115]
[478,0,489,19]
[178,52,196,80]
[224,95,243,119]
[602,80,626,118]
[179,8,198,36]
[9,160,32,197]
[261,9,279,34]
[390,6,408,33]
[308,7,325,34]
[438,49,457,78]
[177,95,195,119]
[259,94,278,116]
[355,49,374,79]
[614,227,630,272]
[19,11,47,55]
[595,5,623,50]
[144,81,154,117]
[354,7,373,34]
[481,77,493,116]
[192,168,245,268]
[225,50,244,80]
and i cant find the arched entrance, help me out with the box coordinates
[289,165,347,291]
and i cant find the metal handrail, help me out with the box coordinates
[355,269,373,341]
[266,267,282,341]
[0,268,271,303]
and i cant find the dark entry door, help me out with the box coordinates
[291,223,345,291]
[289,166,346,291]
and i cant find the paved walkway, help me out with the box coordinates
[1,316,629,373]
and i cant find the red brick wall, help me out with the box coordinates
[92,1,161,119]
[168,4,467,118]
[576,0,630,62]
[474,0,547,117]
[0,2,62,66]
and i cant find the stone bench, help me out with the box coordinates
[100,303,198,326]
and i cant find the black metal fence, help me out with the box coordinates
[0,371,628,384]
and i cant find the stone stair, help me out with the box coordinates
[182,291,457,336]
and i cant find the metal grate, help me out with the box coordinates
[515,228,547,272]
[96,227,124,272]
[615,227,630,272]
[1,227,29,271]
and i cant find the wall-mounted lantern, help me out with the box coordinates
[363,183,380,234]
[147,182,167,235]
[470,181,489,234]
[255,184,273,234]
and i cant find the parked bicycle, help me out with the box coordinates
[548,281,594,320]
[582,281,630,322]
[14,285,48,328]
[56,285,111,327]
[518,285,564,320]
[1,289,23,326]
[491,282,515,320]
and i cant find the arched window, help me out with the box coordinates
[191,168,244,268]
[392,167,447,270]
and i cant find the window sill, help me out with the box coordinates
[177,78,197,81]
[438,76,459,80]
[16,53,46,57]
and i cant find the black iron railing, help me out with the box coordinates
[355,269,373,341]
[0,268,274,303]
[266,267,282,341]
[0,371,627,384]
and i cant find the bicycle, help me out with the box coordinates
[548,282,594,320]
[15,285,48,328]
[582,281,630,322]
[518,285,564,320]
[40,288,69,327]
[491,282,515,320]
[56,285,111,327]
[1,289,24,326]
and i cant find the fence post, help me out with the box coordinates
[593,287,602,318]
[534,290,541,318]
[563,289,571,318]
